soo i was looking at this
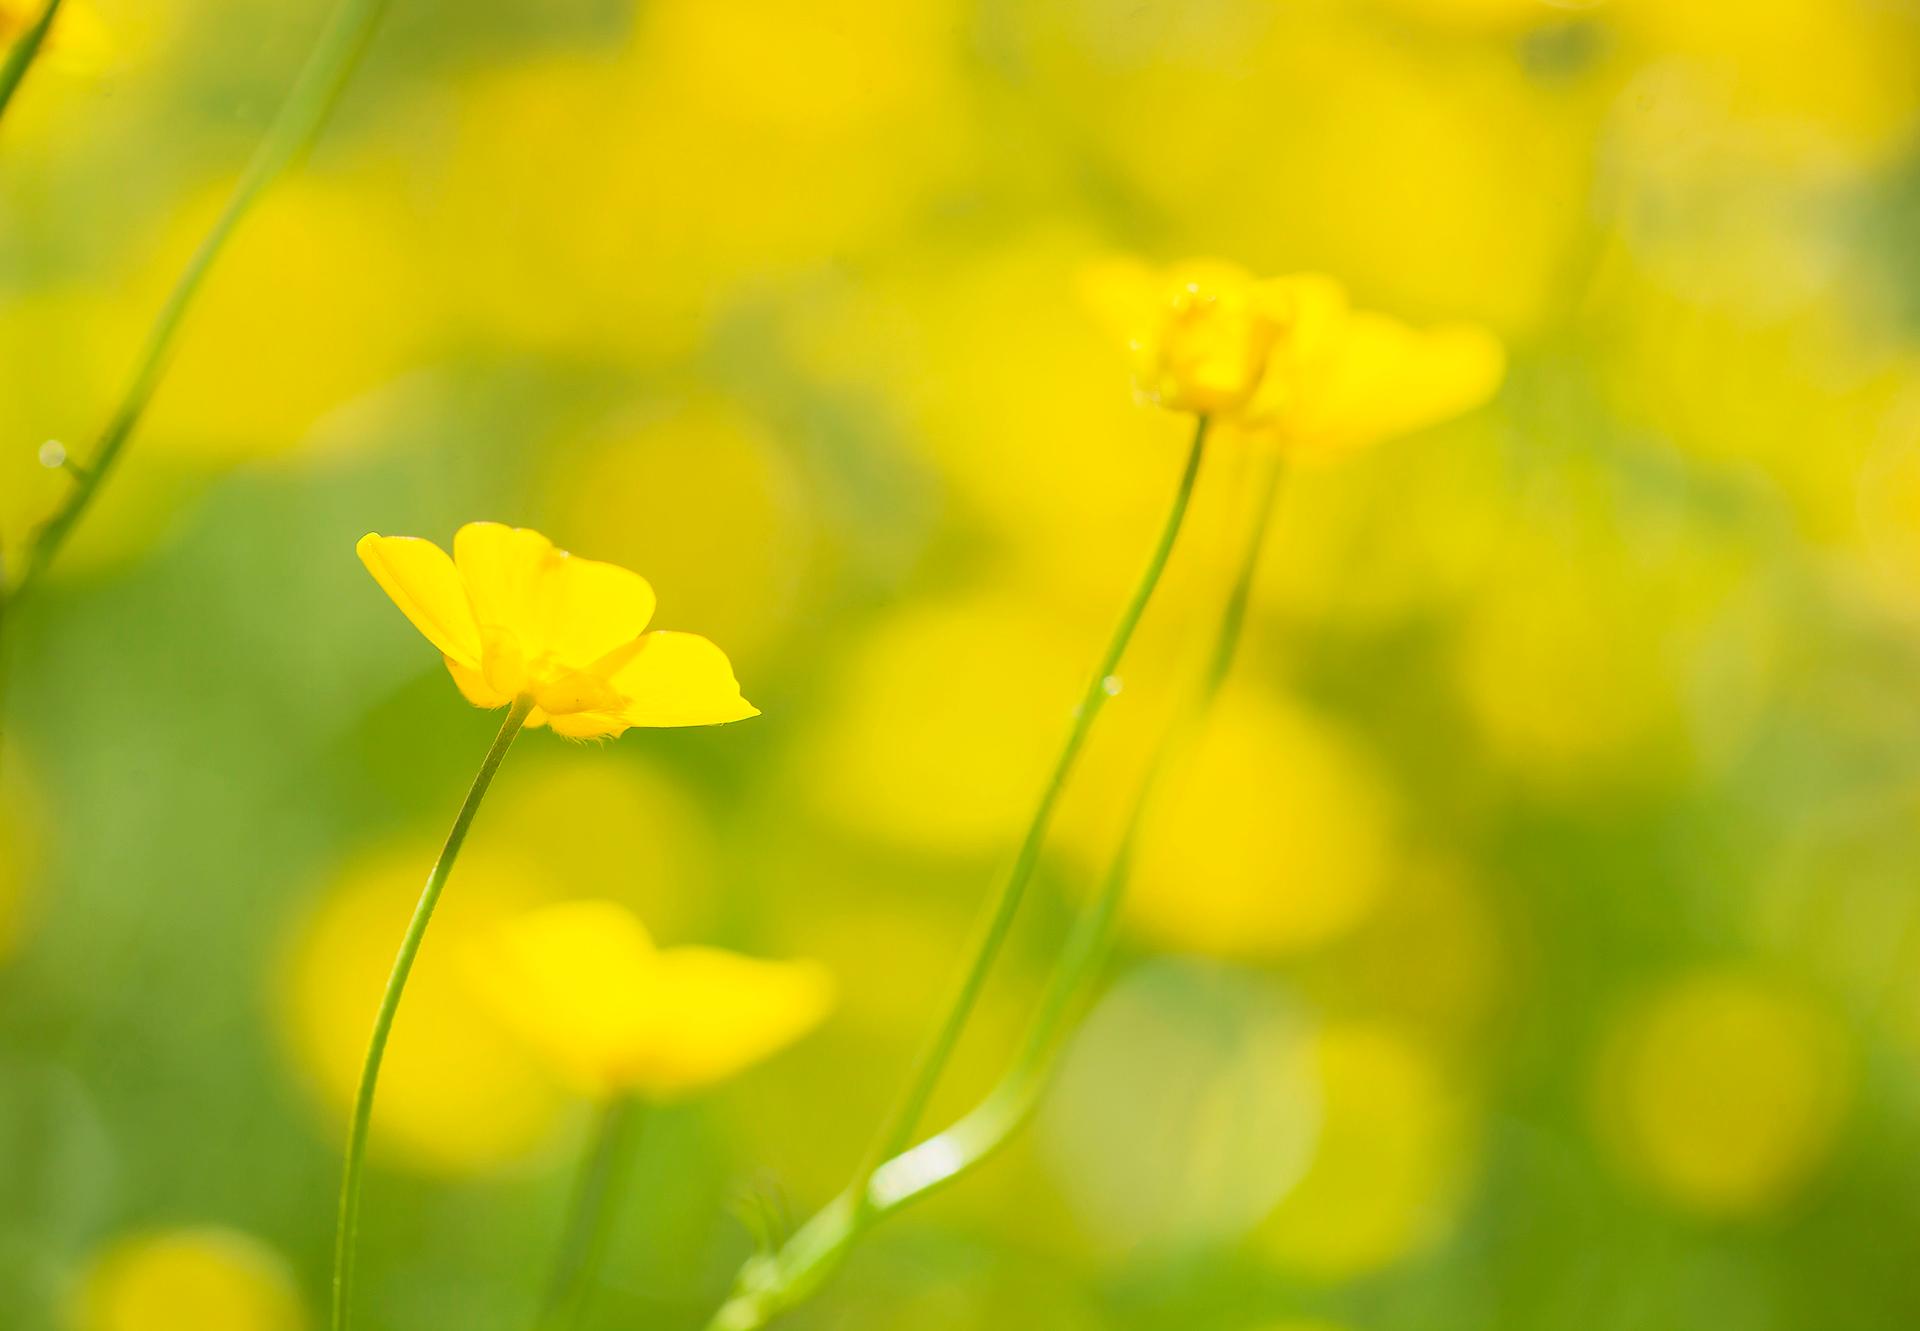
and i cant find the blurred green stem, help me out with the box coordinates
[332,695,535,1331]
[3,0,396,612]
[537,1096,645,1331]
[0,0,63,126]
[703,419,1242,1331]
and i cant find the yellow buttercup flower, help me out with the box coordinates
[1084,257,1335,416]
[1086,258,1503,450]
[471,898,834,1100]
[357,522,757,738]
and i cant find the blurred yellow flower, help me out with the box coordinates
[543,399,817,667]
[281,846,566,1174]
[1085,258,1336,416]
[73,1227,303,1331]
[1088,259,1503,452]
[471,899,834,1101]
[357,522,757,739]
[802,591,1088,852]
[1596,968,1852,1217]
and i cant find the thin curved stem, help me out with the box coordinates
[5,0,397,610]
[332,695,535,1331]
[872,450,1290,1214]
[536,1096,645,1331]
[847,414,1211,1210]
[703,419,1227,1331]
[0,0,64,127]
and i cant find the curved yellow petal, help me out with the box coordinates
[469,900,659,1096]
[453,522,657,670]
[1299,317,1505,455]
[622,948,834,1098]
[527,552,657,668]
[469,901,831,1100]
[357,534,482,667]
[545,710,629,740]
[609,631,759,728]
[444,656,514,710]
[453,522,555,645]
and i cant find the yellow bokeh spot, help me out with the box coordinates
[783,230,1187,608]
[802,592,1088,852]
[419,0,971,365]
[468,755,720,944]
[142,169,440,463]
[1596,968,1852,1217]
[1113,688,1396,959]
[544,400,815,667]
[1257,1022,1471,1280]
[72,1227,303,1331]
[278,846,564,1174]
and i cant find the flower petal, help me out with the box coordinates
[444,656,513,710]
[527,552,657,669]
[622,948,834,1098]
[545,711,629,740]
[453,522,657,670]
[1297,316,1505,455]
[469,900,659,1097]
[608,631,759,728]
[453,522,555,644]
[357,534,483,667]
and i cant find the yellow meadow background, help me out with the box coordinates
[6,0,1920,1329]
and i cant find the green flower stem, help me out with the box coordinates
[870,450,1289,1212]
[0,0,64,127]
[848,413,1211,1206]
[332,694,535,1331]
[4,0,397,611]
[536,1096,645,1331]
[702,417,1222,1331]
